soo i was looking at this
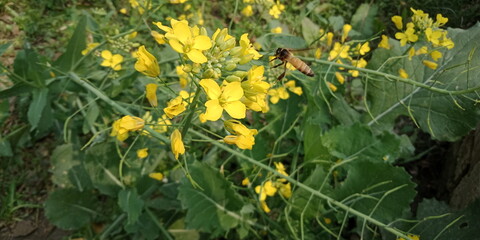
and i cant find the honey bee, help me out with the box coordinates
[271,48,314,80]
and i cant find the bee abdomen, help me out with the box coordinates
[291,58,314,76]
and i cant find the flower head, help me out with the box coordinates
[378,35,391,49]
[241,5,254,17]
[110,116,145,141]
[100,50,123,71]
[137,148,149,158]
[200,79,246,121]
[164,96,187,118]
[145,83,158,107]
[135,46,160,77]
[171,129,185,160]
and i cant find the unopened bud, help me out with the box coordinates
[225,75,241,82]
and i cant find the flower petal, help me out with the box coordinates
[101,50,112,59]
[222,82,244,102]
[199,79,221,99]
[193,35,212,50]
[204,99,223,121]
[186,49,208,63]
[224,101,246,119]
[169,39,184,53]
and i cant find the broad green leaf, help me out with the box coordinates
[328,16,345,32]
[168,218,200,240]
[366,24,480,141]
[45,188,96,230]
[27,88,49,130]
[350,3,378,38]
[290,166,330,219]
[301,17,320,45]
[177,161,245,237]
[331,97,361,126]
[0,83,35,99]
[84,142,122,196]
[332,160,416,223]
[118,189,144,225]
[271,35,308,49]
[12,47,49,86]
[54,15,87,72]
[124,212,160,240]
[51,144,79,188]
[68,165,93,192]
[321,123,409,161]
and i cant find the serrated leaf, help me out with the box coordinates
[366,24,480,141]
[351,3,378,38]
[51,144,79,188]
[302,17,320,45]
[84,142,123,196]
[27,88,49,130]
[177,161,244,237]
[68,165,93,191]
[45,188,96,230]
[54,16,87,71]
[12,47,49,86]
[332,160,416,223]
[118,189,144,225]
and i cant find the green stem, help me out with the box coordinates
[180,86,203,137]
[68,72,169,143]
[304,57,480,95]
[146,208,174,240]
[189,129,414,240]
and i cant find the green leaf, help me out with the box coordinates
[12,48,49,86]
[350,3,378,38]
[366,24,480,141]
[0,83,35,99]
[54,15,87,72]
[321,123,408,161]
[332,160,416,223]
[0,43,12,57]
[290,166,330,219]
[271,35,308,49]
[45,188,96,230]
[0,138,13,157]
[27,88,49,130]
[301,17,320,45]
[124,212,160,240]
[84,142,122,196]
[68,165,93,191]
[51,144,79,188]
[177,161,245,237]
[118,189,145,225]
[82,101,100,134]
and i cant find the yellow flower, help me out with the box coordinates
[398,68,409,79]
[430,50,442,61]
[110,116,145,141]
[224,119,258,136]
[232,33,262,64]
[241,178,250,186]
[435,14,448,26]
[315,48,322,59]
[145,83,158,107]
[260,200,271,213]
[224,134,256,150]
[271,27,282,34]
[164,19,212,63]
[278,182,291,198]
[269,2,285,19]
[274,162,289,179]
[391,16,403,30]
[408,47,415,60]
[324,218,332,224]
[151,31,166,44]
[153,115,171,133]
[127,31,137,39]
[137,148,149,158]
[378,35,390,49]
[170,129,185,160]
[358,42,370,55]
[100,50,123,71]
[326,32,334,47]
[284,80,302,95]
[134,46,160,77]
[176,65,189,88]
[395,27,418,46]
[255,181,277,201]
[335,72,345,84]
[268,87,289,104]
[341,24,352,42]
[241,65,270,112]
[200,79,246,121]
[328,42,350,60]
[149,172,164,181]
[425,28,443,46]
[164,96,187,118]
[241,5,253,17]
[223,120,258,150]
[327,82,337,92]
[422,60,438,70]
[397,234,420,240]
[81,43,99,55]
[119,8,127,14]
[415,46,428,55]
[348,58,367,77]
[170,0,187,3]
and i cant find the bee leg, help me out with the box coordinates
[269,57,278,62]
[272,62,284,68]
[277,62,287,81]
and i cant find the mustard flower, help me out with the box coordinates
[358,42,370,55]
[200,79,246,121]
[164,19,212,63]
[430,50,442,61]
[135,46,160,77]
[119,8,127,14]
[398,68,409,79]
[415,46,428,55]
[378,35,391,49]
[327,82,338,92]
[274,162,289,179]
[81,42,99,55]
[149,172,164,181]
[170,0,187,3]
[241,65,270,112]
[110,115,145,141]
[408,47,415,60]
[224,134,256,150]
[164,96,187,118]
[425,28,443,46]
[335,72,345,84]
[271,27,282,34]
[328,42,350,60]
[348,58,367,77]
[241,5,254,17]
[422,60,438,70]
[151,31,166,44]
[127,31,138,39]
[278,182,292,198]
[255,181,277,201]
[341,24,352,43]
[231,33,262,64]
[435,14,448,26]
[268,87,289,104]
[260,200,271,213]
[170,129,185,160]
[223,120,258,149]
[100,50,123,71]
[395,27,418,46]
[326,32,334,47]
[285,80,302,96]
[154,114,171,133]
[145,83,158,107]
[176,65,189,88]
[137,148,149,158]
[269,2,285,19]
[242,178,250,186]
[391,16,403,30]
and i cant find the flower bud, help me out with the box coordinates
[225,75,241,82]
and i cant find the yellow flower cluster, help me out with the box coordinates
[315,24,371,91]
[268,80,303,104]
[241,0,285,19]
[110,115,145,141]
[389,8,454,73]
[254,162,292,213]
[223,120,258,150]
